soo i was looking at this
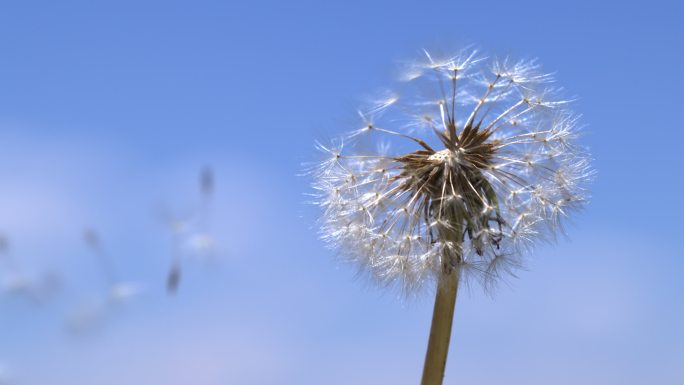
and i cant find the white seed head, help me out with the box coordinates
[309,48,592,294]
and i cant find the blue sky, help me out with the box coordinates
[0,0,682,384]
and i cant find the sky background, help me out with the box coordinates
[0,0,682,384]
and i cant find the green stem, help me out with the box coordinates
[420,265,459,385]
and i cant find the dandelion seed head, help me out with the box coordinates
[310,48,592,293]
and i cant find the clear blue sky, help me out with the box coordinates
[0,1,682,384]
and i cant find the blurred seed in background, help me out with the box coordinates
[66,228,141,334]
[0,233,61,305]
[163,166,220,295]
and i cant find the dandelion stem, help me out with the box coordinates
[420,261,459,385]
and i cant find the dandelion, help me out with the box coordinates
[309,48,592,385]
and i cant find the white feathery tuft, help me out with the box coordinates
[309,48,593,294]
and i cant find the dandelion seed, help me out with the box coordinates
[0,236,8,255]
[108,281,142,303]
[69,228,140,332]
[161,167,220,294]
[200,166,214,198]
[1,271,61,304]
[309,48,592,385]
[184,233,217,259]
[0,234,13,271]
[66,299,107,334]
[82,228,120,288]
[0,234,60,304]
[166,262,181,294]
